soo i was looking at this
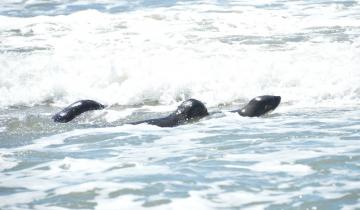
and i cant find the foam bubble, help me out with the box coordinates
[0,153,18,171]
[251,161,313,176]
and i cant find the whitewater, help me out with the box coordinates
[0,0,360,209]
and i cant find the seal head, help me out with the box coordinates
[234,95,281,117]
[52,100,105,123]
[171,99,209,123]
[132,99,209,127]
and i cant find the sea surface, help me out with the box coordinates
[1,0,360,209]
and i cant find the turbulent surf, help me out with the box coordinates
[1,0,360,210]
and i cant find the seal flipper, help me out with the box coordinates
[52,100,105,123]
[131,99,209,127]
[232,95,281,117]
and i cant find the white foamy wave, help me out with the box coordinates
[1,107,360,210]
[0,2,360,108]
[0,152,18,171]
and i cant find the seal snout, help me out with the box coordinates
[274,96,281,105]
[272,96,281,110]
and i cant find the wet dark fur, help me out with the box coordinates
[52,96,281,126]
[231,95,281,117]
[131,99,209,127]
[52,100,105,123]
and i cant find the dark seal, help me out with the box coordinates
[52,100,105,123]
[231,95,281,117]
[52,96,281,126]
[131,98,209,127]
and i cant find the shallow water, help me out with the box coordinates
[1,0,360,209]
[1,106,360,210]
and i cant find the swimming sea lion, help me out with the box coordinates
[52,100,105,123]
[52,96,280,125]
[131,99,209,127]
[231,95,281,117]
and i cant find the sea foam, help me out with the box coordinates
[0,3,359,108]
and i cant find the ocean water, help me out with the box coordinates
[1,0,360,209]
